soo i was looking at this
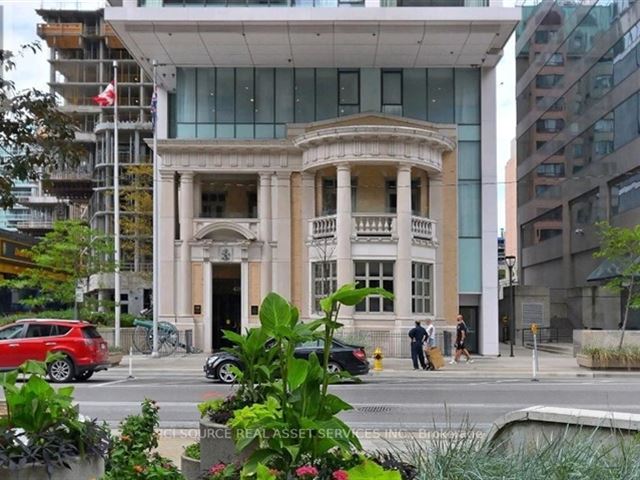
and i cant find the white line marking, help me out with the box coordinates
[88,378,130,388]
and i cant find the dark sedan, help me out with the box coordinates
[204,339,369,384]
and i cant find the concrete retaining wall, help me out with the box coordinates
[486,406,640,454]
[573,330,640,356]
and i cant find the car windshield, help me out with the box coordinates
[0,324,24,340]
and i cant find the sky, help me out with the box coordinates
[1,0,516,231]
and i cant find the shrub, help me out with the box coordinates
[103,399,184,480]
[184,442,200,460]
[582,346,640,364]
[0,357,110,474]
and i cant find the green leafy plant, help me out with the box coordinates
[103,399,184,480]
[582,346,640,365]
[0,356,109,473]
[222,326,277,405]
[347,458,402,480]
[231,285,395,475]
[594,222,640,348]
[183,442,200,460]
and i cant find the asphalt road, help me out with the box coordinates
[54,370,640,433]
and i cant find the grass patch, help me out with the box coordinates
[582,345,640,364]
[183,442,200,460]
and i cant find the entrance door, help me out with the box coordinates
[211,264,241,351]
[459,306,479,353]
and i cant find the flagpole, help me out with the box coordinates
[151,60,159,358]
[113,60,121,348]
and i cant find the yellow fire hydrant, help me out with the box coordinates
[373,347,384,372]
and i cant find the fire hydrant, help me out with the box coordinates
[373,347,383,372]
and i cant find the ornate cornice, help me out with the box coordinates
[293,125,455,173]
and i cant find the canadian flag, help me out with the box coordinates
[93,81,116,107]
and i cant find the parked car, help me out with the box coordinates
[204,338,369,384]
[0,319,110,383]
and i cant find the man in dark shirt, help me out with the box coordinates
[408,320,428,370]
[451,314,474,364]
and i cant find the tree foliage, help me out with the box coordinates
[0,44,83,208]
[594,222,640,348]
[120,164,152,272]
[0,220,114,308]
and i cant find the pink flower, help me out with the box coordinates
[332,470,349,480]
[295,465,319,478]
[209,463,226,475]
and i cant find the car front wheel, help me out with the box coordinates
[48,357,75,383]
[216,361,238,384]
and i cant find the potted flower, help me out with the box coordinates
[199,326,276,472]
[181,442,201,480]
[0,356,110,480]
[108,345,124,366]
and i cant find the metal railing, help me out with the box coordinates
[519,327,573,345]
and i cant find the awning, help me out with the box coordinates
[587,257,640,282]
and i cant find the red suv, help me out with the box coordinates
[0,319,110,382]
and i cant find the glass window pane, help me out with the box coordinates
[455,69,480,124]
[216,124,234,138]
[369,297,380,312]
[196,69,215,123]
[383,279,393,293]
[369,279,380,289]
[383,298,394,312]
[403,69,427,120]
[255,124,275,139]
[275,69,294,123]
[369,261,379,276]
[196,124,215,139]
[295,68,315,122]
[176,123,196,138]
[316,69,338,120]
[255,68,275,123]
[236,124,254,138]
[428,69,454,123]
[339,71,359,105]
[355,261,366,276]
[383,261,393,276]
[382,70,402,105]
[459,238,482,293]
[176,68,196,123]
[360,68,380,113]
[235,68,254,123]
[216,68,235,123]
[458,181,481,237]
[458,141,481,180]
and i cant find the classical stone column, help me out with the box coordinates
[336,163,353,323]
[395,164,412,329]
[300,172,316,318]
[430,174,445,321]
[157,170,176,320]
[259,172,273,300]
[177,171,194,320]
[272,172,291,299]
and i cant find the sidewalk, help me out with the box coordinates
[116,343,640,379]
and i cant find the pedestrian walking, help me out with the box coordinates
[408,320,428,370]
[423,319,436,370]
[450,314,474,364]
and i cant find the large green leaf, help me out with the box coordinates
[347,459,402,480]
[332,284,394,307]
[287,358,309,391]
[222,329,245,346]
[260,293,291,332]
[323,393,354,415]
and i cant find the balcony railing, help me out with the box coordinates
[353,214,395,238]
[310,215,336,239]
[411,215,436,241]
[310,213,437,243]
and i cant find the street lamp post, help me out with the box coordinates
[505,255,516,357]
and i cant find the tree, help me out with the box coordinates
[0,44,83,208]
[594,222,640,348]
[120,164,153,275]
[0,220,114,309]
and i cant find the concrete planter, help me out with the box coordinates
[0,455,104,480]
[199,420,238,472]
[576,353,640,370]
[108,352,123,367]
[180,454,201,480]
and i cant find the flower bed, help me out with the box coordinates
[577,346,640,370]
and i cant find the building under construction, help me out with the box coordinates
[32,8,153,315]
